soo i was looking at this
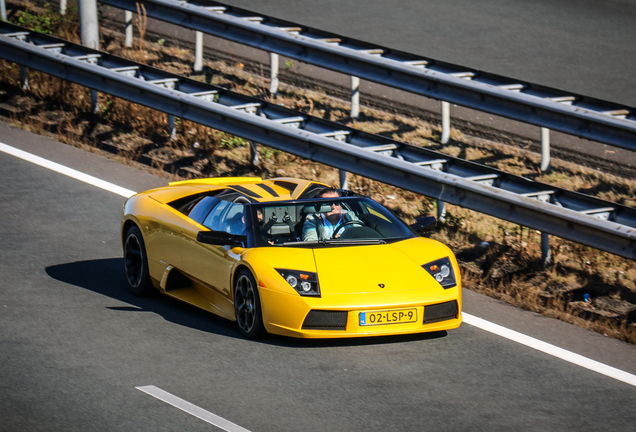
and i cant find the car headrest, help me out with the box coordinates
[302,204,332,214]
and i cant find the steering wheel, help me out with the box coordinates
[332,220,365,238]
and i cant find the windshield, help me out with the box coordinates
[250,197,414,247]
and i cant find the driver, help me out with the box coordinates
[302,188,360,241]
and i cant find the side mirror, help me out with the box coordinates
[197,230,246,247]
[409,216,437,234]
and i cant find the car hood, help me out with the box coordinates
[313,238,446,295]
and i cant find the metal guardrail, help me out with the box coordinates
[0,24,635,260]
[99,0,636,152]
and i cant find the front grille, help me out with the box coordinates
[302,310,348,330]
[423,300,458,324]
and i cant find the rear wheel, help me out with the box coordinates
[123,225,153,296]
[234,269,265,339]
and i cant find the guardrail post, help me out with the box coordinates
[194,31,203,73]
[20,66,28,90]
[339,170,348,189]
[541,232,551,266]
[441,101,450,144]
[436,199,446,222]
[351,76,360,120]
[125,10,133,48]
[167,114,176,140]
[541,127,551,173]
[79,0,99,50]
[91,90,99,114]
[269,53,279,96]
[249,141,259,165]
[1,0,6,21]
[60,0,67,15]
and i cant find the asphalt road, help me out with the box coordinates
[1,121,635,431]
[217,0,636,106]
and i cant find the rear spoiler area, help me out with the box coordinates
[169,177,262,187]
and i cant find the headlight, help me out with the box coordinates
[422,257,457,289]
[276,269,321,297]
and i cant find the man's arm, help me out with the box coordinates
[342,209,360,222]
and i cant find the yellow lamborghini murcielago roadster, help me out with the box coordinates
[121,177,461,338]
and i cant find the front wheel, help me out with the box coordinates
[234,269,265,339]
[123,225,154,296]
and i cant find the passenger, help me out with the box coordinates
[302,188,360,241]
[225,205,246,235]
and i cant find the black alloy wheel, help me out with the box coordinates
[234,269,265,338]
[124,225,153,296]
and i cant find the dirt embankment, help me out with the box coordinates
[2,1,635,344]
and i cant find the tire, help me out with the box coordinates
[234,269,265,339]
[123,225,154,296]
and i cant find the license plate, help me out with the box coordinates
[359,308,417,326]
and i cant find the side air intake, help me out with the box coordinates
[302,310,348,330]
[423,301,458,324]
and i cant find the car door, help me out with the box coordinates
[180,199,246,318]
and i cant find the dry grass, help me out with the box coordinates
[2,1,635,343]
[134,2,148,51]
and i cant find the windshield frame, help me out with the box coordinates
[247,196,416,248]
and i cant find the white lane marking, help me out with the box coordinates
[2,142,635,388]
[136,385,252,432]
[463,313,636,387]
[0,142,136,198]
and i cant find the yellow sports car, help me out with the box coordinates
[121,177,462,338]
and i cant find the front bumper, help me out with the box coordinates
[259,286,462,338]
